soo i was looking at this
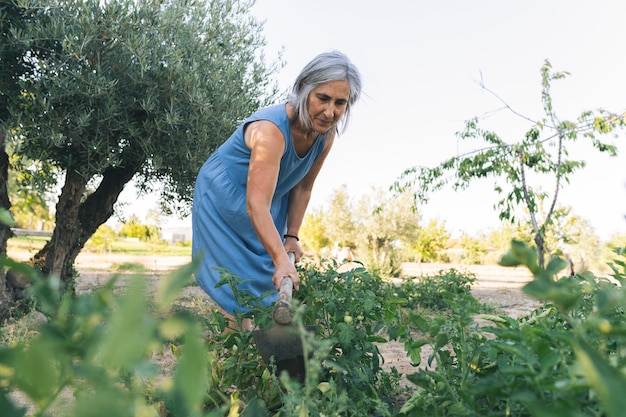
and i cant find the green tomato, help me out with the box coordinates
[343,315,353,324]
[599,319,612,334]
[317,382,331,393]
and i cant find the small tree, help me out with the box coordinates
[394,60,624,268]
[353,189,420,276]
[88,224,116,254]
[324,185,357,249]
[118,215,155,241]
[411,219,450,263]
[299,208,330,256]
[459,233,488,265]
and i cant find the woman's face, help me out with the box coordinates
[307,80,350,134]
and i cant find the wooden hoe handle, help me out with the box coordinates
[272,252,295,325]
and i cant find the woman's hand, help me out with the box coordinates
[272,253,300,291]
[283,238,303,262]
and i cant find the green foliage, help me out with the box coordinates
[400,242,626,417]
[214,259,409,415]
[7,236,626,416]
[393,60,625,268]
[353,189,420,277]
[110,262,147,273]
[396,268,480,312]
[299,208,330,254]
[410,219,450,263]
[324,184,357,248]
[5,0,280,211]
[459,233,489,265]
[0,0,33,124]
[0,207,16,227]
[8,233,192,257]
[0,257,210,417]
[118,214,160,242]
[87,224,116,253]
[0,254,415,415]
[7,168,54,231]
[0,0,282,289]
[297,259,406,412]
[304,186,423,275]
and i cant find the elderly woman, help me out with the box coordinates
[192,50,362,329]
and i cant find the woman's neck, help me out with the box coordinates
[286,103,317,142]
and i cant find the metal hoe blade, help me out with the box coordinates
[252,324,316,381]
[252,252,316,381]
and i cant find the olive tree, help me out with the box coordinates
[0,0,40,311]
[353,189,420,276]
[0,0,281,309]
[324,184,357,250]
[394,61,624,268]
[299,208,330,256]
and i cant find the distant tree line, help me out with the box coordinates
[299,186,626,277]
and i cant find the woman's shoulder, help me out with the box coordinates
[249,103,288,121]
[245,103,290,138]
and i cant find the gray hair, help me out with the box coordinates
[288,50,362,135]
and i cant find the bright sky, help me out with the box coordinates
[120,0,626,240]
[248,0,626,239]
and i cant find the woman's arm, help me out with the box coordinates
[244,120,299,290]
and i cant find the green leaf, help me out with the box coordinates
[170,324,209,416]
[575,338,626,417]
[400,390,425,414]
[154,259,198,312]
[448,402,472,415]
[490,341,536,364]
[523,277,581,311]
[406,370,438,388]
[499,240,536,270]
[522,398,583,417]
[0,208,16,226]
[73,387,134,417]
[241,397,269,416]
[545,256,569,277]
[94,277,152,369]
[404,339,427,366]
[408,311,430,332]
[12,337,61,407]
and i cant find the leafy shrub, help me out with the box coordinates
[110,261,148,272]
[396,268,479,311]
[211,259,409,416]
[13,239,626,416]
[296,259,407,414]
[0,258,214,417]
[400,242,626,417]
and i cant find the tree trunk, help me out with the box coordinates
[0,131,15,316]
[33,164,139,292]
[534,232,546,270]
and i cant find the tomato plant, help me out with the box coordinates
[400,242,626,417]
[4,243,626,416]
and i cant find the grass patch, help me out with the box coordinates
[8,235,191,257]
[110,262,148,273]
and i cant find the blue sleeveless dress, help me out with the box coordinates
[191,103,326,314]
